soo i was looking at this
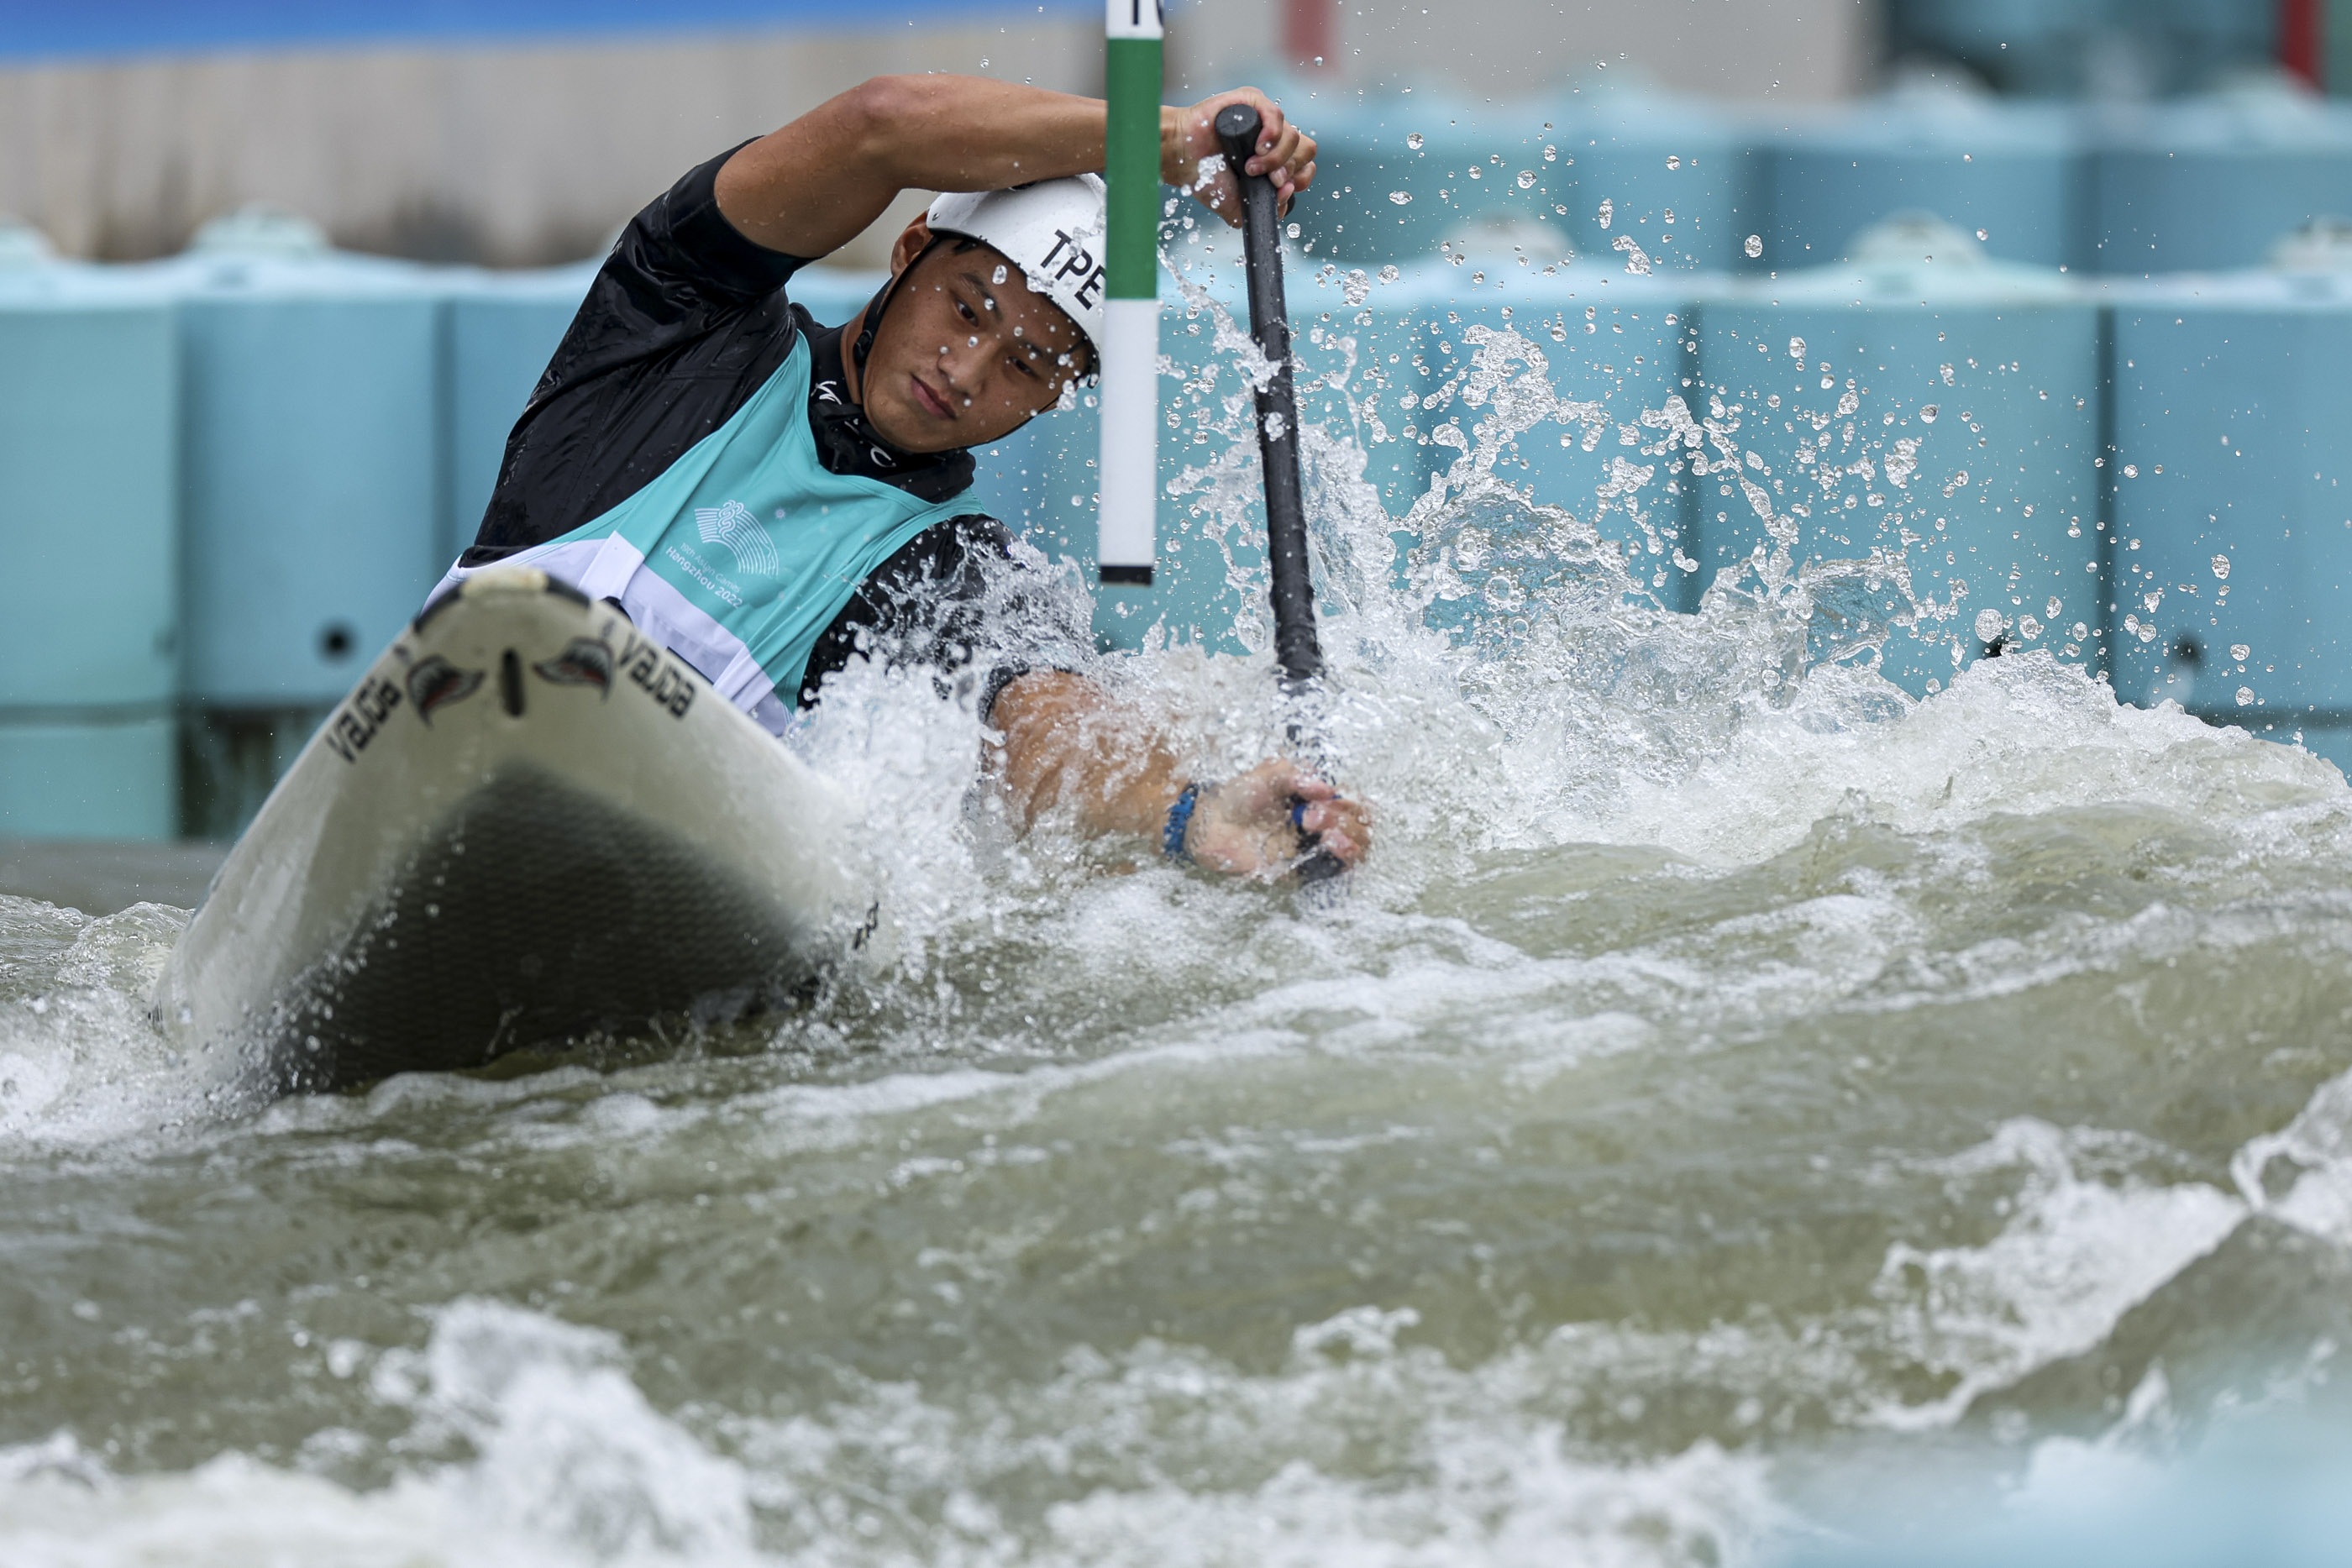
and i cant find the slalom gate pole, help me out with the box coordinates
[1097,0,1163,586]
[1215,102,1344,883]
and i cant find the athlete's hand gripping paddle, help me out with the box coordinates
[1215,102,1346,884]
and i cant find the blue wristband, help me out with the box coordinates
[1163,782,1202,861]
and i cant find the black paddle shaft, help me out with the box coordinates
[1216,104,1346,886]
[1215,103,1324,690]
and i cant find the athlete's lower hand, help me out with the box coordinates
[1161,87,1318,224]
[1184,758,1368,878]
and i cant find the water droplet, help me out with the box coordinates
[1287,222,1300,239]
[1550,323,1567,341]
[2123,464,2139,478]
[1921,404,1939,422]
[1517,170,1536,189]
[2238,687,2257,706]
[2211,553,2231,579]
[1471,270,1485,283]
[1974,610,2007,641]
[1406,132,1425,150]
[1378,265,1399,282]
[1745,233,1763,258]
[1976,228,1988,241]
[1665,155,1683,170]
[1787,336,1805,362]
[1543,145,1557,161]
[1389,191,1412,205]
[2231,643,2251,661]
[1597,198,1614,230]
[2047,597,2063,617]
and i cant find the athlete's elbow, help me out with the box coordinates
[839,76,942,169]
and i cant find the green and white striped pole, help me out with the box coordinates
[1097,0,1163,585]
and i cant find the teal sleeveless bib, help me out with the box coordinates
[436,336,975,732]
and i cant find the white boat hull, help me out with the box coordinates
[155,569,880,1098]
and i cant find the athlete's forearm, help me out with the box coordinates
[715,76,1314,260]
[861,76,1113,197]
[719,76,1109,259]
[988,670,1185,842]
[988,670,1372,874]
[838,76,1221,194]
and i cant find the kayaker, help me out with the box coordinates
[436,74,1366,878]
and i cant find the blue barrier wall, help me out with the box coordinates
[1885,0,2276,97]
[1282,81,2352,281]
[2107,271,2352,772]
[1538,85,1758,273]
[1693,222,2102,692]
[0,252,181,840]
[1765,92,2083,270]
[1287,82,1753,274]
[1336,260,1700,621]
[164,250,446,708]
[2089,87,2352,275]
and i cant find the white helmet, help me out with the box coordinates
[927,176,1108,353]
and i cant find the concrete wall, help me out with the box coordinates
[1168,0,1880,104]
[0,16,1100,267]
[0,1,1876,269]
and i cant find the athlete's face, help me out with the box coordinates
[859,222,1092,454]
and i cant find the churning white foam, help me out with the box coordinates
[0,1297,1788,1568]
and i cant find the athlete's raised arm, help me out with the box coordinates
[711,74,1317,261]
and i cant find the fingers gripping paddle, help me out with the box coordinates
[1215,103,1345,884]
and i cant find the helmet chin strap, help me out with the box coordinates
[851,235,948,385]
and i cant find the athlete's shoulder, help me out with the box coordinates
[611,144,811,312]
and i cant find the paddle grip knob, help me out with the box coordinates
[1215,103,1268,191]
